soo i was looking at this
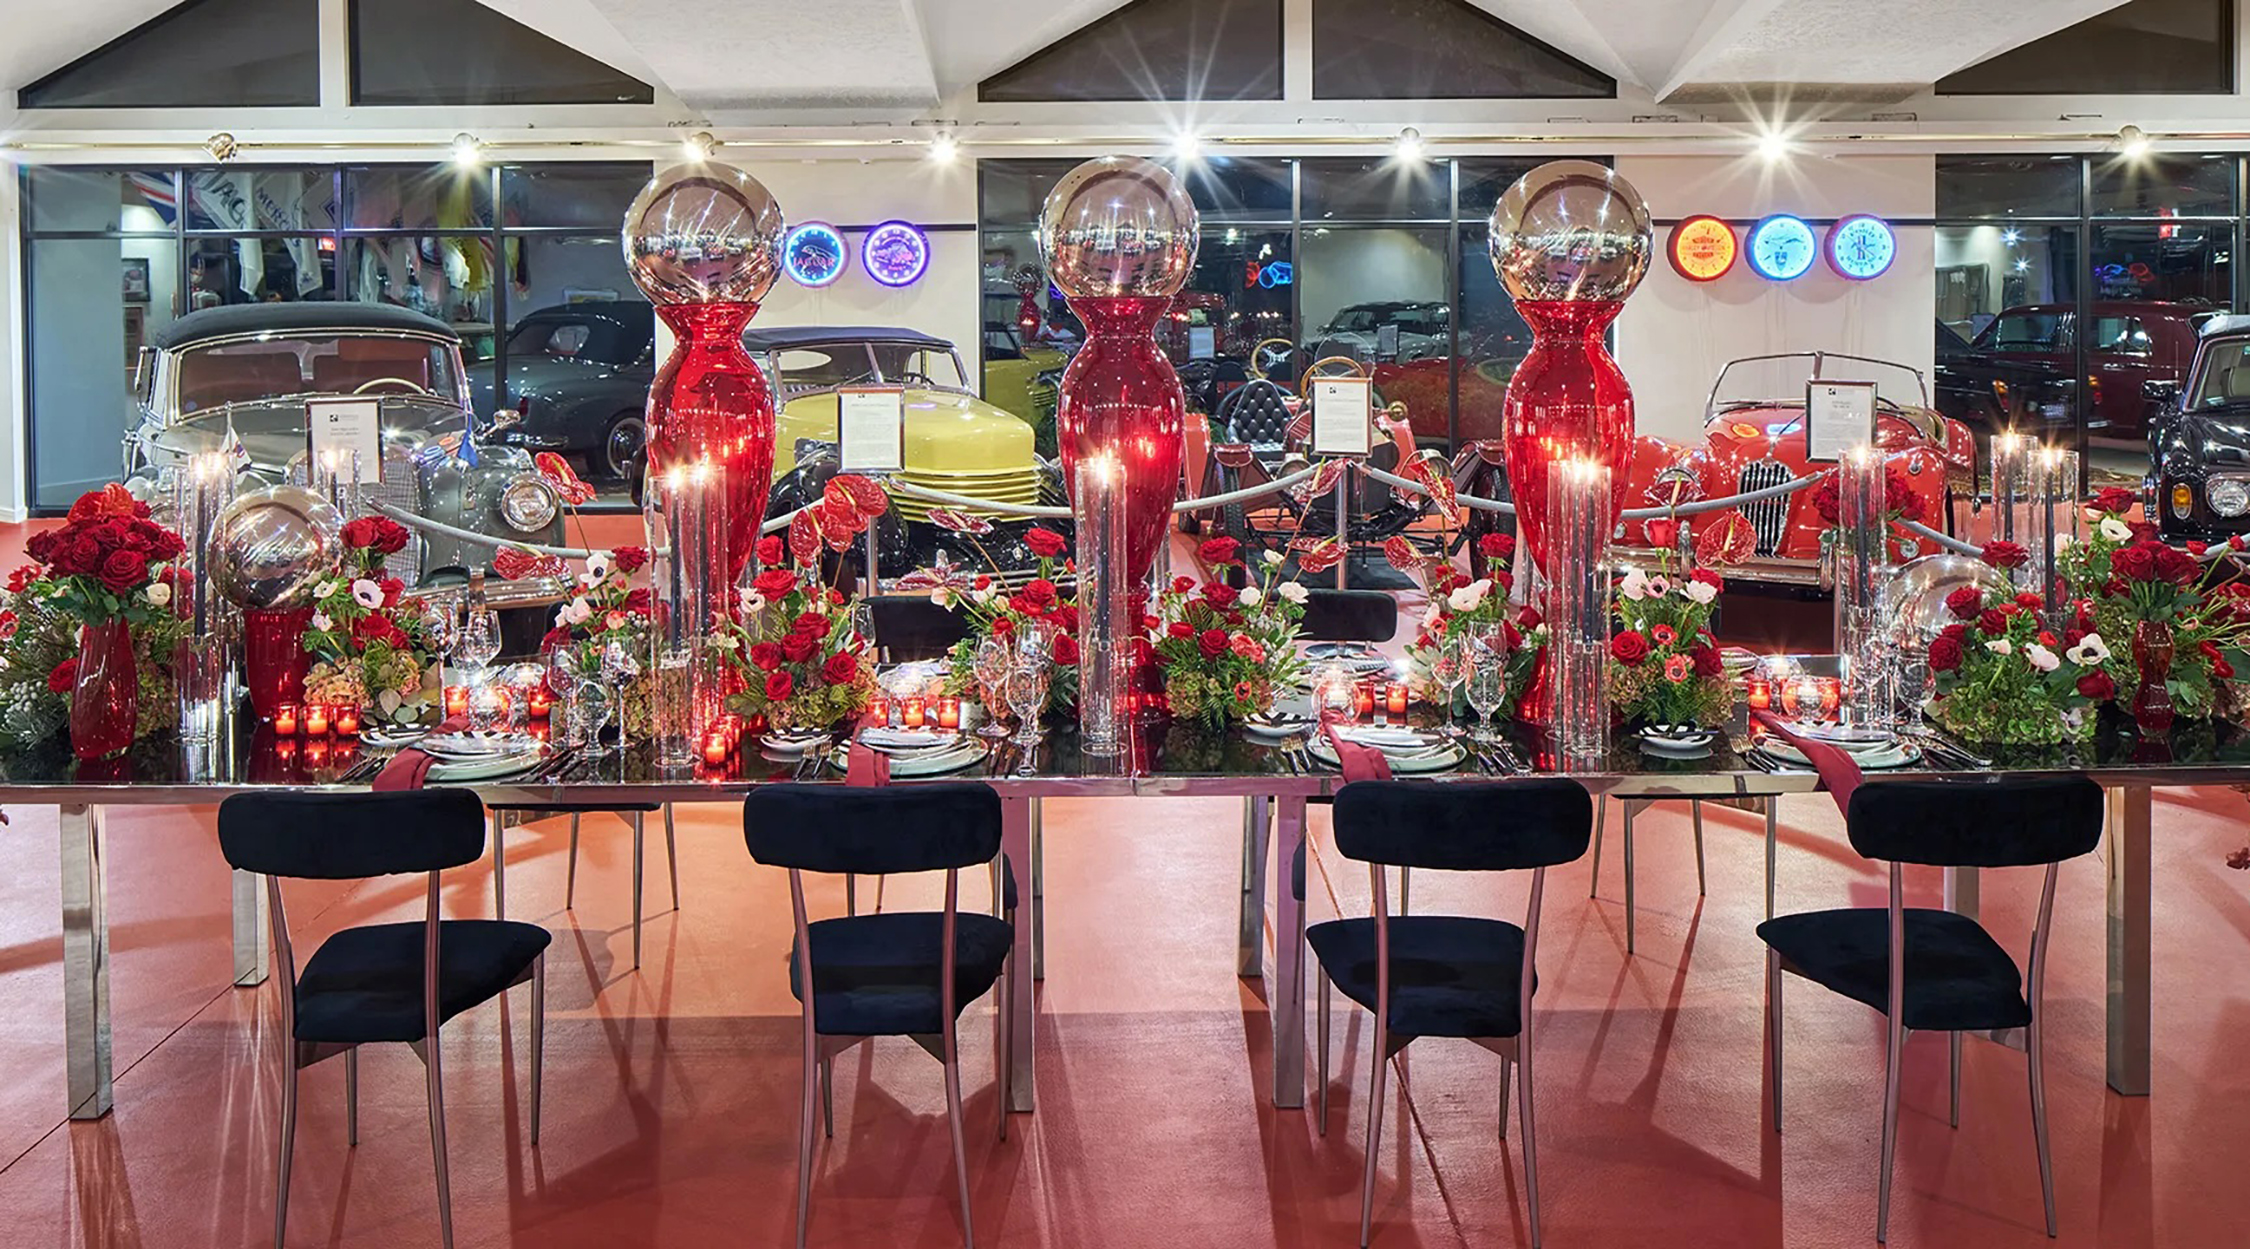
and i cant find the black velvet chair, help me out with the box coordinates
[1308,779,1593,1249]
[744,782,1014,1249]
[218,789,550,1249]
[1758,776,2102,1241]
[1297,588,1400,644]
[485,801,677,969]
[866,594,976,663]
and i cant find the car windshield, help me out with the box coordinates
[2189,338,2250,408]
[772,342,965,394]
[174,334,462,414]
[1329,308,1378,333]
[1707,355,1927,419]
[870,343,966,389]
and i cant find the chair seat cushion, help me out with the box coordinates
[1307,915,1531,1039]
[789,911,1013,1037]
[295,920,551,1044]
[1757,908,2031,1032]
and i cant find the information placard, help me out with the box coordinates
[1375,322,1400,358]
[1187,325,1216,360]
[306,397,383,483]
[1309,376,1374,458]
[1804,380,1879,464]
[837,385,906,474]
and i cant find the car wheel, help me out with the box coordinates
[601,412,647,481]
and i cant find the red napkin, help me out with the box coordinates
[370,716,471,791]
[1752,711,1861,815]
[1320,718,1393,782]
[845,741,891,787]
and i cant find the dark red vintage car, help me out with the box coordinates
[1949,300,2220,438]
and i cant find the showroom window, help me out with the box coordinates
[981,155,1557,452]
[977,0,1283,103]
[1311,0,1614,100]
[1936,0,2232,95]
[349,0,654,105]
[19,160,652,512]
[16,0,320,108]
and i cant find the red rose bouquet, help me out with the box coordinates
[1400,530,1542,713]
[904,519,1083,714]
[23,484,186,628]
[1609,555,1732,730]
[2054,491,2250,725]
[715,530,876,734]
[1925,583,2109,745]
[1147,537,1307,726]
[302,515,438,723]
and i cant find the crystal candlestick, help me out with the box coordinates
[1543,457,1611,767]
[1834,446,1891,733]
[1075,452,1130,762]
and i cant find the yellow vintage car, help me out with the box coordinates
[755,326,1067,576]
[980,320,1068,455]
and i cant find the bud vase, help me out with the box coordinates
[70,620,137,762]
[2129,618,2175,736]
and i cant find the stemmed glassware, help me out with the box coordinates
[459,600,501,683]
[1004,619,1056,774]
[420,599,459,685]
[600,637,641,749]
[1431,638,1468,737]
[973,635,1014,739]
[1464,625,1507,743]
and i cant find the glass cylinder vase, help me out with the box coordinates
[70,619,138,762]
[1833,446,1891,733]
[1075,452,1131,762]
[1543,458,1611,767]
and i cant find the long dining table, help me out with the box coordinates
[2,710,2224,1125]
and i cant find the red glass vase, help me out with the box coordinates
[1055,294,1185,585]
[646,301,776,589]
[243,607,313,721]
[69,620,137,762]
[2130,618,2175,736]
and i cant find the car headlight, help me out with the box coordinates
[500,480,559,532]
[2207,477,2250,518]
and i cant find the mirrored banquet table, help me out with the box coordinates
[5,707,2231,1123]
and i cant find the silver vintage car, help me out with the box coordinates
[124,304,568,589]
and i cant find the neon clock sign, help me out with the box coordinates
[1668,215,1738,282]
[1747,214,1818,281]
[1825,214,1897,280]
[861,220,931,288]
[781,222,847,288]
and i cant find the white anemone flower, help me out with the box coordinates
[314,579,341,600]
[2066,633,2111,666]
[1682,580,1718,605]
[312,611,333,632]
[1986,638,2013,656]
[1619,569,1649,601]
[584,551,611,583]
[1277,581,1310,604]
[350,579,383,609]
[2024,643,2060,672]
[741,589,767,615]
[2099,516,2133,542]
[1646,575,1671,598]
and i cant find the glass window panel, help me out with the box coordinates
[978,0,1282,103]
[341,235,497,329]
[26,169,180,234]
[1301,157,1447,221]
[28,237,184,507]
[1458,158,1548,223]
[2091,154,2237,217]
[1300,226,1450,439]
[349,0,654,105]
[1312,0,1614,100]
[978,160,1077,231]
[1182,158,1293,222]
[180,169,338,233]
[187,237,337,307]
[1458,222,1529,449]
[501,163,655,229]
[345,165,494,231]
[1168,228,1294,421]
[1933,225,2082,437]
[2087,221,2229,444]
[1937,0,2230,95]
[1935,156,2082,219]
[19,0,317,108]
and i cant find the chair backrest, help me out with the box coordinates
[745,782,1002,875]
[1331,779,1592,871]
[1218,378,1293,447]
[866,594,974,663]
[1298,588,1399,643]
[1846,777,2104,868]
[218,789,486,879]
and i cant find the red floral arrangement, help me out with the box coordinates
[300,515,438,721]
[23,484,185,626]
[1147,537,1308,726]
[715,500,882,732]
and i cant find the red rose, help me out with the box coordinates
[1691,568,1723,588]
[2188,540,2210,557]
[1053,633,1080,665]
[764,670,795,701]
[2014,592,2045,610]
[2062,628,2084,649]
[540,625,572,649]
[1609,631,1650,665]
[1982,540,2028,570]
[1198,628,1229,659]
[1646,519,1679,548]
[749,641,782,671]
[612,546,650,574]
[1945,586,1984,619]
[1977,609,2007,636]
[1024,528,1068,559]
[828,590,847,607]
[97,548,147,593]
[2093,486,2137,516]
[372,518,410,554]
[1199,537,1241,566]
[2038,631,2059,648]
[792,611,827,637]
[1168,621,1194,639]
[2111,543,2158,582]
[64,536,104,576]
[379,577,405,608]
[1171,576,1196,594]
[1478,532,1516,560]
[1812,476,1841,525]
[1022,578,1058,609]
[752,568,798,598]
[756,536,784,566]
[2073,601,2098,634]
[2102,578,2128,598]
[821,651,858,685]
[1928,635,1965,672]
[1204,581,1238,609]
[1517,605,1542,630]
[47,658,78,693]
[991,616,1015,636]
[1940,622,1969,643]
[2076,670,2116,700]
[341,517,380,550]
[1051,605,1079,632]
[623,588,652,614]
[2156,546,2199,585]
[1689,644,1723,677]
[781,632,818,663]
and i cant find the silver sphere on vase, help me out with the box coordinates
[1037,156,1199,300]
[1488,160,1654,304]
[209,486,344,611]
[622,162,785,305]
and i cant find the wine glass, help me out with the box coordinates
[420,599,460,682]
[459,603,501,680]
[600,637,641,748]
[1431,639,1468,737]
[1464,631,1506,742]
[973,636,1014,739]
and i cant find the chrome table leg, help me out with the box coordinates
[1764,798,1778,920]
[1945,864,1980,923]
[231,868,269,986]
[1237,796,1270,979]
[2107,784,2152,1095]
[1271,794,1309,1108]
[1001,796,1035,1114]
[1030,798,1045,982]
[60,803,112,1120]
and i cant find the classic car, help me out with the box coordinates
[1951,301,2220,440]
[753,327,1069,579]
[123,303,568,599]
[1619,352,1977,587]
[980,319,1067,456]
[2146,314,2250,541]
[1304,301,1449,364]
[471,300,656,480]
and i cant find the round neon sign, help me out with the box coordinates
[781,222,848,288]
[861,220,930,288]
[1669,215,1738,281]
[1826,213,1897,280]
[1747,214,1818,282]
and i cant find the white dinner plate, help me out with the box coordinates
[1761,739,1920,770]
[860,727,950,750]
[420,731,537,760]
[1306,734,1465,774]
[828,739,988,778]
[428,751,543,782]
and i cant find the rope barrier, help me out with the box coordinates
[369,501,595,559]
[1900,519,1984,557]
[1352,461,1823,520]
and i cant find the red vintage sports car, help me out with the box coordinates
[1619,353,1976,586]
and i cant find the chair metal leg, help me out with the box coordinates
[630,812,645,970]
[794,1021,818,1249]
[275,1054,298,1249]
[1877,1020,1904,1242]
[1764,798,1779,920]
[345,1048,359,1146]
[995,956,1011,1143]
[565,813,581,909]
[426,1029,456,1249]
[530,953,546,1146]
[490,810,506,921]
[1496,1055,1511,1139]
[819,1054,835,1139]
[2030,1015,2056,1237]
[1949,1031,1963,1128]
[1622,802,1637,955]
[1398,866,1410,917]
[663,804,681,910]
[1519,1037,1542,1249]
[1692,800,1707,896]
[1766,948,1783,1131]
[944,1048,976,1248]
[1589,797,1604,897]
[1316,964,1331,1137]
[1360,1026,1388,1248]
[845,874,856,917]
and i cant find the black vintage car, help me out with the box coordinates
[2148,314,2250,541]
[471,300,656,481]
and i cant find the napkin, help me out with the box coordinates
[1320,718,1392,782]
[1752,711,1861,815]
[371,715,469,791]
[846,741,891,787]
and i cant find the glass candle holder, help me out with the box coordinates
[304,704,330,737]
[333,704,360,738]
[444,685,469,718]
[1385,682,1409,716]
[1544,456,1613,764]
[1746,675,1771,712]
[274,703,299,736]
[936,697,961,730]
[903,696,927,729]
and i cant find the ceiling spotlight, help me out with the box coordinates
[1394,127,1424,162]
[1172,130,1202,162]
[204,133,239,162]
[1755,131,1792,163]
[2001,228,2021,246]
[2014,258,2031,273]
[681,131,719,161]
[2118,124,2150,158]
[929,133,958,164]
[451,133,484,168]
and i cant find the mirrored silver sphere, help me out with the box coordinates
[623,163,785,305]
[1879,554,2016,650]
[1038,157,1199,300]
[1487,160,1654,303]
[210,486,344,611]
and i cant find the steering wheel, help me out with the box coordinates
[353,377,430,396]
[1296,354,1370,398]
[895,371,935,389]
[1250,337,1296,381]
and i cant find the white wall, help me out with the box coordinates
[1614,154,1938,443]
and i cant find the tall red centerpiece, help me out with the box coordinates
[623,162,785,589]
[1487,161,1653,721]
[1038,157,1199,584]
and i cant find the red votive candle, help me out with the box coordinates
[274,703,299,736]
[1353,684,1375,718]
[1385,683,1409,716]
[936,697,960,730]
[703,735,729,766]
[444,685,469,717]
[1819,677,1841,716]
[304,704,330,737]
[1746,676,1771,712]
[903,696,927,729]
[527,688,552,718]
[334,704,360,737]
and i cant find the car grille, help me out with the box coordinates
[293,449,427,582]
[1029,379,1058,425]
[1736,460,1793,557]
[891,466,1047,524]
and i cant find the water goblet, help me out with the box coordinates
[1431,640,1468,737]
[973,636,1014,738]
[1464,632,1506,743]
[600,637,641,747]
[459,603,501,683]
[420,599,461,682]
